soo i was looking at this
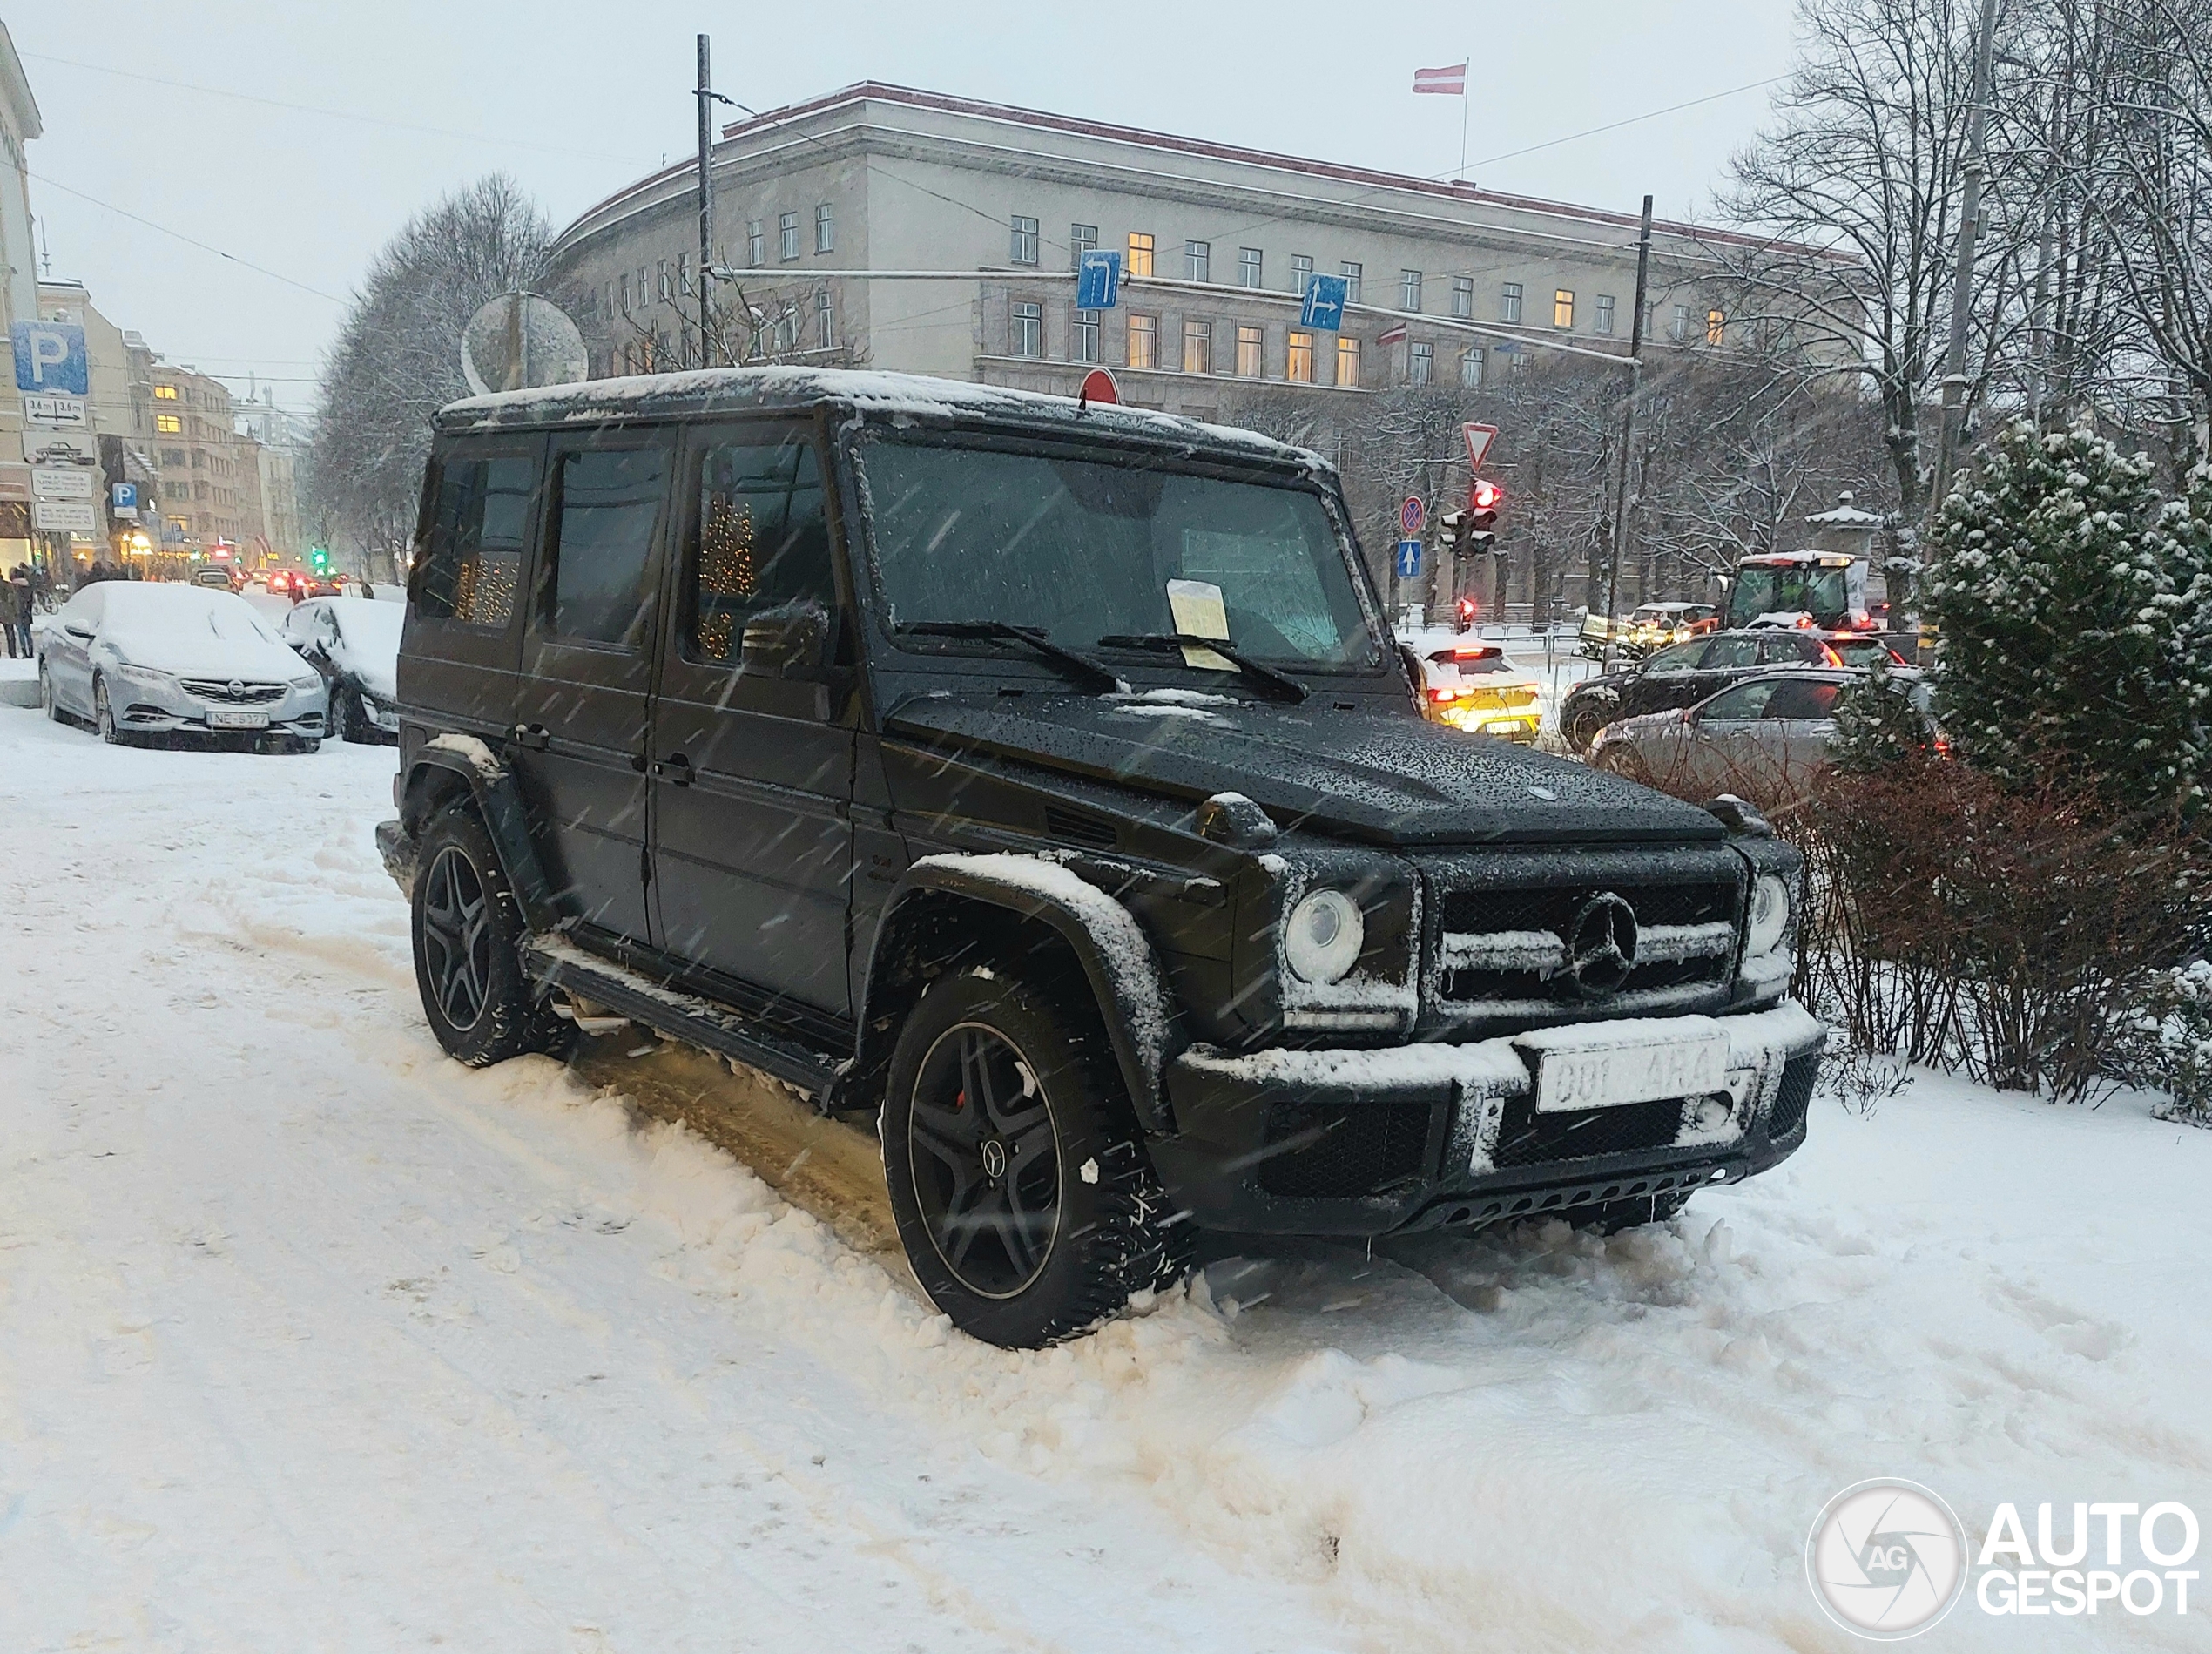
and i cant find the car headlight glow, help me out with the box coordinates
[1746,874,1791,957]
[1285,888,1365,985]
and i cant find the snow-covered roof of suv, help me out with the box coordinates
[437,367,1320,469]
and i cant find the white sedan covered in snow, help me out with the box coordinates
[280,594,404,743]
[37,581,327,752]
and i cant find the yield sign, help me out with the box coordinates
[1462,422,1499,470]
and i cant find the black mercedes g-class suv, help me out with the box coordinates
[376,368,1823,1349]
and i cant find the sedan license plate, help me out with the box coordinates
[1515,1018,1730,1112]
[207,710,269,730]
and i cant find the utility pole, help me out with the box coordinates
[1932,0,2001,520]
[695,34,717,366]
[1600,193,1655,667]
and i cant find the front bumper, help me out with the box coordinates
[111,673,327,743]
[1151,1002,1825,1237]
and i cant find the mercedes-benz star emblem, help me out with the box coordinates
[981,1140,1008,1179]
[1563,892,1638,996]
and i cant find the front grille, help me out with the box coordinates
[1437,877,1739,1004]
[1439,880,1737,935]
[182,678,286,705]
[1492,1094,1690,1167]
[1258,1099,1433,1198]
[1768,1052,1819,1139]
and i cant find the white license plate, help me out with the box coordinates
[1516,1020,1730,1112]
[207,710,269,730]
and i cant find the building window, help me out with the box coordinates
[814,202,834,253]
[1183,318,1212,374]
[1335,336,1360,387]
[1238,247,1264,288]
[1595,294,1616,336]
[1451,276,1473,319]
[1501,282,1523,323]
[817,289,835,349]
[1070,223,1097,270]
[1183,240,1211,283]
[1010,214,1039,265]
[1400,269,1423,312]
[1291,253,1313,295]
[1460,348,1484,388]
[654,260,669,301]
[1236,324,1264,377]
[153,383,178,401]
[1126,313,1157,368]
[1287,330,1314,382]
[1408,341,1433,385]
[747,220,765,267]
[1072,309,1100,361]
[779,212,800,260]
[156,414,181,434]
[1671,304,1693,341]
[1340,262,1363,304]
[1706,308,1727,346]
[1127,233,1155,278]
[1010,300,1042,358]
[1554,289,1575,328]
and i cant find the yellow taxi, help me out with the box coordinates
[1413,638,1543,743]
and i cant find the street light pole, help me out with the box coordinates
[1601,193,1655,669]
[1932,0,2002,522]
[695,34,717,366]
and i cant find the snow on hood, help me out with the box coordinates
[294,597,404,700]
[94,586,307,683]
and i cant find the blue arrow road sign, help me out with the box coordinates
[1075,250,1122,310]
[1395,539,1423,578]
[1299,273,1349,331]
[13,320,88,395]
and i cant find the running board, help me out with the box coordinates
[521,936,851,1102]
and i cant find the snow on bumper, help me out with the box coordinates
[1155,1002,1826,1237]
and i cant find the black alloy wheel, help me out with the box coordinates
[408,802,571,1068]
[908,1022,1064,1298]
[420,844,495,1033]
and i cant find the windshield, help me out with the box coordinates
[856,437,1380,668]
[102,585,284,645]
[1727,564,1851,625]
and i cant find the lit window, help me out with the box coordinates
[1185,240,1211,282]
[1408,341,1433,385]
[779,213,799,260]
[1072,309,1100,361]
[153,383,178,401]
[1127,313,1157,368]
[1460,348,1484,388]
[1127,233,1155,278]
[1400,269,1422,312]
[816,203,834,253]
[1010,214,1039,266]
[1291,253,1313,295]
[1011,301,1042,358]
[1672,304,1693,341]
[1238,247,1264,287]
[1236,325,1264,377]
[1336,336,1360,387]
[156,414,181,434]
[1287,330,1313,382]
[1183,318,1212,374]
[1451,276,1473,319]
[1595,294,1616,336]
[1069,223,1097,271]
[1555,290,1575,328]
[1339,262,1363,304]
[1706,308,1727,346]
[747,220,765,266]
[1501,283,1523,324]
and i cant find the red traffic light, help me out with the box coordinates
[1456,596,1478,631]
[1470,477,1502,510]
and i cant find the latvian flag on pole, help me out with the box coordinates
[1413,63,1467,95]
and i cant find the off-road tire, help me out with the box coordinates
[882,968,1192,1348]
[1568,1191,1691,1235]
[410,801,572,1068]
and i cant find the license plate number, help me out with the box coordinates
[1518,1020,1730,1111]
[208,710,268,730]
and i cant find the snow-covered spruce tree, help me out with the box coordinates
[1925,421,2211,814]
[1827,655,1937,773]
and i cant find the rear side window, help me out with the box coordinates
[1764,678,1844,719]
[419,455,534,626]
[543,448,669,649]
[1701,680,1778,720]
[1702,636,1763,670]
[685,435,834,662]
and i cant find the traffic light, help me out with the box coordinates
[1456,595,1479,631]
[308,544,329,573]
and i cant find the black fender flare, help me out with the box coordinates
[865,857,1177,1134]
[398,737,559,933]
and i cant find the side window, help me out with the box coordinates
[1701,680,1778,721]
[542,448,669,649]
[685,435,833,663]
[419,454,534,627]
[1764,678,1844,720]
[1701,636,1763,670]
[1642,640,1704,675]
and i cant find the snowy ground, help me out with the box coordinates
[3,705,2208,1652]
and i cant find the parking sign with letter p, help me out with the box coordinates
[13,321,89,395]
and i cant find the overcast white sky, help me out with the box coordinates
[13,2,1798,417]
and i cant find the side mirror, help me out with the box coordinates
[64,622,93,641]
[739,598,832,678]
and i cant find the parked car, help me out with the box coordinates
[281,594,404,743]
[37,581,327,751]
[1560,628,1844,753]
[1588,667,1934,800]
[1578,600,1721,661]
[375,368,1822,1350]
[1406,635,1542,743]
[191,567,238,591]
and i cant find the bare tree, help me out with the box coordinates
[304,176,551,572]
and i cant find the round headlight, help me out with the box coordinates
[1285,888,1365,984]
[1746,874,1791,957]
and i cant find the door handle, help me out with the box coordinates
[653,753,694,786]
[511,722,550,751]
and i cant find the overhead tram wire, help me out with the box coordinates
[28,172,346,304]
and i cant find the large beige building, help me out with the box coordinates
[149,365,255,552]
[0,26,37,568]
[549,83,1760,415]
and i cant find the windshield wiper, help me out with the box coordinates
[1094,633,1308,704]
[894,620,1125,693]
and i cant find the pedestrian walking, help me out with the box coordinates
[4,566,30,658]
